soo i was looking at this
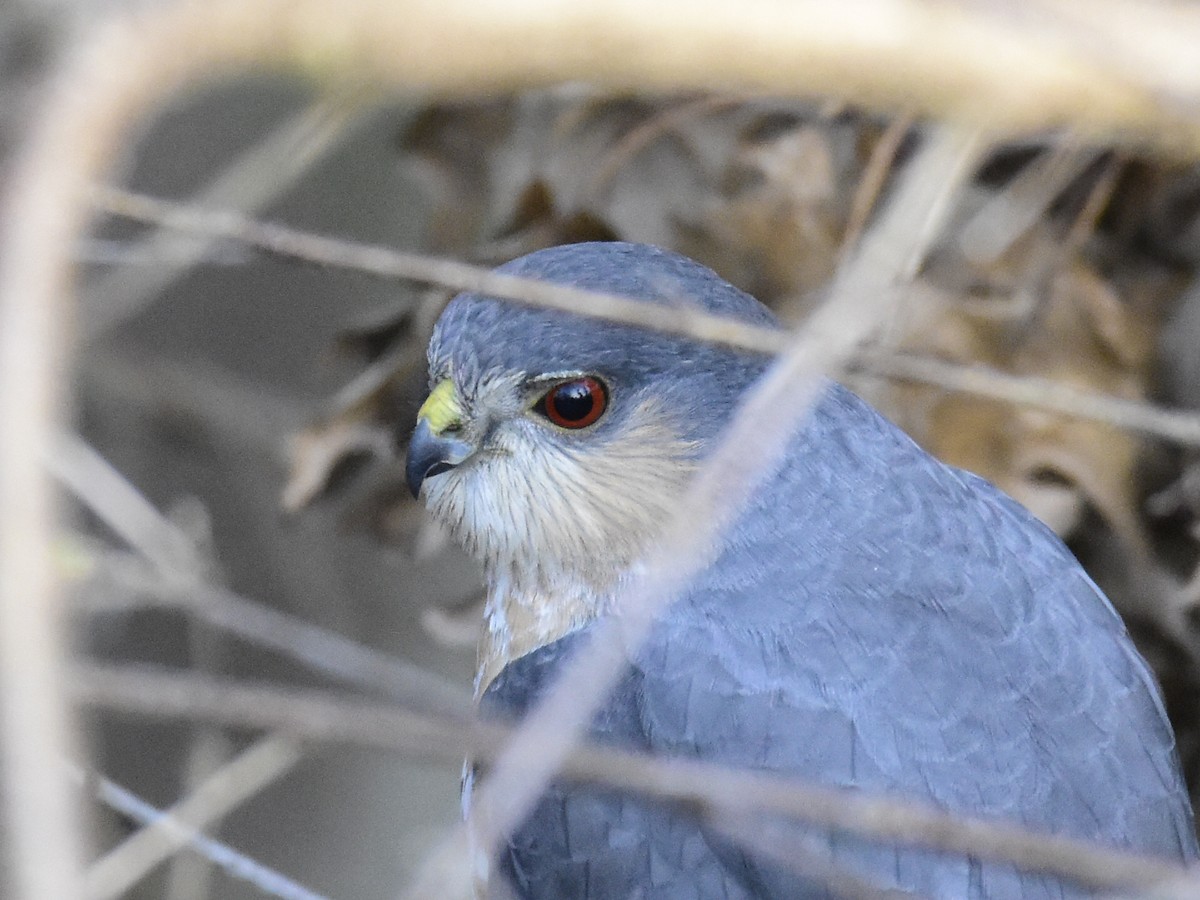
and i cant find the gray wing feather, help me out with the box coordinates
[637,385,1197,896]
[483,384,1197,899]
[484,637,752,899]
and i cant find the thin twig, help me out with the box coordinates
[166,501,233,900]
[83,343,303,455]
[1000,152,1128,333]
[1060,152,1125,254]
[85,736,304,900]
[136,571,472,717]
[711,816,920,900]
[71,763,328,900]
[48,432,209,579]
[51,433,472,717]
[164,727,234,900]
[71,663,1200,895]
[585,94,741,199]
[83,86,379,342]
[3,4,1200,900]
[73,237,252,267]
[856,353,1200,447]
[958,142,1102,265]
[838,112,915,261]
[404,126,987,900]
[91,186,1200,447]
[89,184,788,355]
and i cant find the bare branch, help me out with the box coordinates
[52,434,472,717]
[710,816,921,900]
[4,4,1200,900]
[164,726,235,900]
[89,184,788,356]
[166,503,236,900]
[853,352,1200,447]
[584,94,742,199]
[83,87,378,342]
[0,167,86,900]
[957,142,1102,265]
[839,112,916,263]
[91,186,1200,448]
[72,663,1200,896]
[71,764,329,900]
[48,432,209,580]
[84,736,304,900]
[121,569,472,717]
[1018,0,1200,107]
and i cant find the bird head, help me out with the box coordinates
[407,243,776,604]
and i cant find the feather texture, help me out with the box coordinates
[416,242,1198,898]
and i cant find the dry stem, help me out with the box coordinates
[7,1,1200,898]
[92,186,1200,447]
[73,663,1199,896]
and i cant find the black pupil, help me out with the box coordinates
[552,382,595,421]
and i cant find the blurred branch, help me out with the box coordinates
[89,184,787,353]
[421,121,982,900]
[72,663,1199,897]
[31,0,1200,152]
[83,344,304,454]
[73,237,253,267]
[585,94,741,199]
[854,352,1200,447]
[165,501,234,900]
[71,764,329,900]
[52,433,472,717]
[83,86,378,342]
[839,112,915,262]
[92,186,1200,448]
[100,561,472,716]
[958,142,1101,265]
[84,736,304,900]
[4,3,1200,899]
[710,816,918,900]
[164,726,234,900]
[1020,0,1200,107]
[49,432,209,579]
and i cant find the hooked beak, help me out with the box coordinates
[406,379,474,498]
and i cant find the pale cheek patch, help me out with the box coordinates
[425,401,702,692]
[425,401,698,595]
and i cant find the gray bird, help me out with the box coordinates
[406,242,1198,898]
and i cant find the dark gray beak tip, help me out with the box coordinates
[405,460,429,500]
[406,457,453,499]
[406,419,470,499]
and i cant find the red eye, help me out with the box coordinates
[537,377,608,429]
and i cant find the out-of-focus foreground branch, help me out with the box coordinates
[71,663,1198,897]
[70,762,330,900]
[6,1,1200,898]
[92,186,1200,448]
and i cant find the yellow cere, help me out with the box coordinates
[417,378,464,435]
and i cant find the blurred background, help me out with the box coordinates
[5,2,1200,898]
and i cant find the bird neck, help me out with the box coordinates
[473,565,613,699]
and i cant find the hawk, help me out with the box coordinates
[406,241,1197,898]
